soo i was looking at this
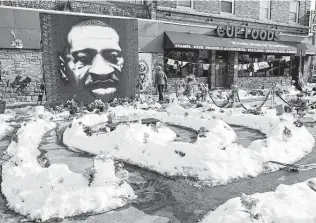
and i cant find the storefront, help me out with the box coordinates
[138,20,316,90]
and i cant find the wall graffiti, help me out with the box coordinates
[10,30,24,49]
[10,75,32,94]
[0,59,45,103]
[138,53,153,93]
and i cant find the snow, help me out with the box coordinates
[0,111,16,140]
[201,178,316,223]
[1,109,136,221]
[63,103,314,186]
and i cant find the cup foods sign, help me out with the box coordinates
[216,25,279,41]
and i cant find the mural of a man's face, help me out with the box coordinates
[63,20,124,101]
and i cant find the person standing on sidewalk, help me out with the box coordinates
[154,65,168,102]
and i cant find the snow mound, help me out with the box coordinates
[63,109,237,184]
[201,178,316,223]
[1,115,136,221]
[65,104,314,186]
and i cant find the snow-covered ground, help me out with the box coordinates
[63,103,314,186]
[1,100,316,222]
[1,108,136,221]
[0,110,16,140]
[200,178,316,223]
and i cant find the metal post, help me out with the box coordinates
[271,86,275,108]
[299,50,303,88]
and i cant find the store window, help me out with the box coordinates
[259,0,271,20]
[164,49,210,78]
[238,53,292,77]
[289,1,299,23]
[221,0,234,14]
[125,0,144,4]
[177,0,193,8]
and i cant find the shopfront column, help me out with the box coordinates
[227,51,239,87]
[233,51,239,85]
[210,51,216,88]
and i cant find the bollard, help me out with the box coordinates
[231,85,238,115]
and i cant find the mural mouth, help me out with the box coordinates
[88,79,119,89]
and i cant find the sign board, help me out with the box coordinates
[296,43,306,56]
[216,25,278,41]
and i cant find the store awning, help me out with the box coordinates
[164,31,316,55]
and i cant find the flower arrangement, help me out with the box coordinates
[84,167,97,186]
[283,126,292,141]
[87,99,107,112]
[65,99,78,115]
[240,193,262,221]
[293,120,303,128]
[198,127,209,138]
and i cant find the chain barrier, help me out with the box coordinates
[275,92,296,108]
[175,79,316,111]
[236,90,271,111]
[208,91,233,108]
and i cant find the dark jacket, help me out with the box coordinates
[155,71,168,85]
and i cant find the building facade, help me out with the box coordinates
[0,0,315,103]
[145,0,316,90]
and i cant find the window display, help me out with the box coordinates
[238,52,291,77]
[164,49,210,78]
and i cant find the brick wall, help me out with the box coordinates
[270,0,289,23]
[0,0,150,18]
[157,0,177,8]
[236,76,292,89]
[193,0,220,14]
[156,10,308,35]
[157,0,310,34]
[299,0,311,27]
[234,1,259,20]
[0,50,43,103]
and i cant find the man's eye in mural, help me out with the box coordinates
[72,50,96,68]
[101,50,122,64]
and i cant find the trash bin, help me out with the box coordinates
[0,100,6,114]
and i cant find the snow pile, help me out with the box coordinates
[63,110,237,183]
[64,103,314,186]
[201,178,316,223]
[2,115,136,221]
[166,104,314,170]
[0,111,16,139]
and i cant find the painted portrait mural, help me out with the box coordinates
[40,13,138,103]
